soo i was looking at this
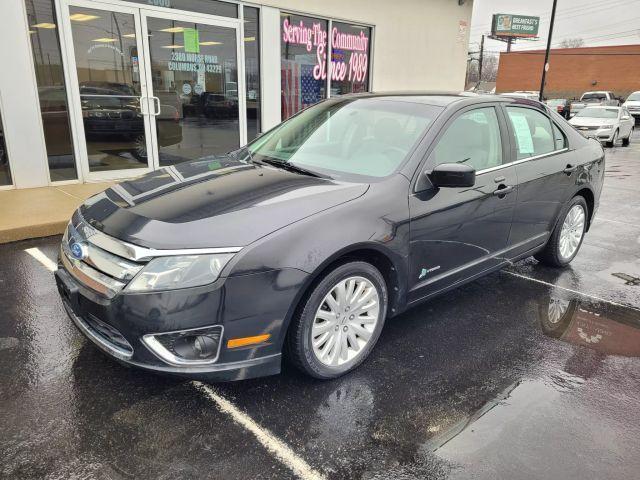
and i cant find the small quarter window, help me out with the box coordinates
[552,123,567,150]
[428,107,503,171]
[506,107,555,160]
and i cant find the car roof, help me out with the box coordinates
[581,105,620,109]
[336,91,524,108]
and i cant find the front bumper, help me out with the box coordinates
[55,258,308,381]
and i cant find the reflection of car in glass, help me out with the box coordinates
[569,106,634,147]
[203,92,238,118]
[55,93,605,382]
[79,82,182,160]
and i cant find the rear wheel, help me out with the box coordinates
[534,196,588,267]
[287,261,387,379]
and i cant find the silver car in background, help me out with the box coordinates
[623,91,640,124]
[569,106,634,147]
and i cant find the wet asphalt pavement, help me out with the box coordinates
[2,133,640,480]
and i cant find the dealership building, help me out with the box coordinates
[0,0,472,190]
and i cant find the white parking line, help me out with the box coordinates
[503,270,640,312]
[25,247,57,272]
[192,381,326,480]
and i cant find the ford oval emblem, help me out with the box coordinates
[69,241,88,260]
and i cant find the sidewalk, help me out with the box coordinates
[0,183,112,244]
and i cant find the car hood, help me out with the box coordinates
[79,156,369,249]
[570,117,615,127]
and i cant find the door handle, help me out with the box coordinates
[563,164,577,175]
[151,96,161,116]
[493,185,514,197]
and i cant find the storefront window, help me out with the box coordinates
[280,13,328,120]
[126,0,237,18]
[244,6,261,141]
[330,23,371,95]
[25,0,78,181]
[0,105,11,186]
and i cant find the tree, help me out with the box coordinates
[467,53,499,84]
[559,37,584,48]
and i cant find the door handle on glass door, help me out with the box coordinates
[151,97,161,116]
[493,185,514,197]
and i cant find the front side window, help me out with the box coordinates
[249,98,441,180]
[506,107,555,160]
[428,107,503,171]
[281,13,328,120]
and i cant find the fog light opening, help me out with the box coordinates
[142,325,223,366]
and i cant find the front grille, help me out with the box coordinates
[61,213,146,298]
[85,314,133,355]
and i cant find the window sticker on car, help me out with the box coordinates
[510,113,534,154]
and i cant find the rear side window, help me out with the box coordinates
[506,107,555,160]
[429,107,503,171]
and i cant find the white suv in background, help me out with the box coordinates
[623,91,640,124]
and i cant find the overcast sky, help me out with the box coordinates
[468,0,640,56]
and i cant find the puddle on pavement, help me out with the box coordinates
[538,288,640,358]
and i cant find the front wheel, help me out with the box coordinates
[287,261,388,379]
[622,128,632,147]
[605,129,618,148]
[535,196,588,267]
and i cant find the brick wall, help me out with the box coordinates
[495,44,640,99]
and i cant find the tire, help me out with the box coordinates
[534,196,588,267]
[605,129,618,148]
[622,129,632,147]
[286,261,388,379]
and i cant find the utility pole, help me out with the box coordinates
[478,34,485,84]
[506,37,512,52]
[539,0,558,101]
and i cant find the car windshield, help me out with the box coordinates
[247,97,442,180]
[627,92,640,101]
[581,93,607,102]
[576,107,619,119]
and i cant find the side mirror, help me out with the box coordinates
[622,115,630,120]
[429,163,476,188]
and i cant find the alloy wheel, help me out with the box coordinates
[311,276,380,367]
[559,204,585,261]
[547,298,570,324]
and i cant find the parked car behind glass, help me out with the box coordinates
[55,93,605,381]
[570,91,620,118]
[546,98,571,119]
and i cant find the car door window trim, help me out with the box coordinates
[476,147,569,175]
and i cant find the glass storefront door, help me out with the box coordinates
[62,0,243,181]
[142,12,241,166]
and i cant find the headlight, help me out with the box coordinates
[126,253,234,291]
[599,124,613,130]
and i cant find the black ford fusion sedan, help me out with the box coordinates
[55,93,605,381]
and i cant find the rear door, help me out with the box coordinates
[407,104,517,304]
[502,105,578,257]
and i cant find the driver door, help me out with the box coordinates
[407,105,517,305]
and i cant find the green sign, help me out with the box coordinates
[492,14,539,38]
[183,28,200,53]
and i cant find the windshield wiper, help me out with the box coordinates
[259,158,326,178]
